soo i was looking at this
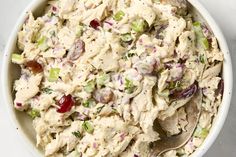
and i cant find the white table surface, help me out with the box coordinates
[0,0,235,156]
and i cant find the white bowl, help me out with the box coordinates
[1,0,233,156]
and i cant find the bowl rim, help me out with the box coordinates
[187,0,233,156]
[1,0,233,157]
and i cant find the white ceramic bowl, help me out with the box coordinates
[1,0,233,156]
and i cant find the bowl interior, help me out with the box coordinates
[4,0,232,157]
[6,0,47,155]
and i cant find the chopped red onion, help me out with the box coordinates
[118,75,123,85]
[77,112,89,121]
[217,79,224,96]
[202,87,208,96]
[202,24,212,38]
[120,132,126,142]
[170,82,198,99]
[155,24,168,39]
[104,21,113,26]
[93,142,98,149]
[164,61,175,69]
[83,109,90,116]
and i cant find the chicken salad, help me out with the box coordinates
[12,0,224,156]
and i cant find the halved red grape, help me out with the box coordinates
[57,94,75,113]
[90,19,101,30]
[25,60,43,74]
[93,88,114,104]
[68,39,85,60]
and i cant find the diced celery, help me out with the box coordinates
[124,78,135,94]
[11,54,24,64]
[32,32,40,43]
[123,50,137,60]
[200,38,209,50]
[84,80,95,93]
[27,109,40,119]
[96,74,110,86]
[168,81,181,90]
[193,21,209,50]
[83,99,95,108]
[193,21,201,27]
[153,0,160,3]
[193,22,204,38]
[176,149,186,156]
[37,36,49,51]
[113,11,125,21]
[169,81,175,89]
[121,33,133,42]
[194,126,209,138]
[131,19,148,33]
[82,121,94,134]
[48,68,60,82]
[112,108,118,114]
[76,25,84,37]
[158,89,170,97]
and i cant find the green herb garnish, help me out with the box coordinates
[72,131,82,138]
[199,54,205,63]
[42,88,53,94]
[83,99,95,108]
[123,51,137,60]
[96,105,105,114]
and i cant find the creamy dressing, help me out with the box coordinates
[12,0,224,156]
